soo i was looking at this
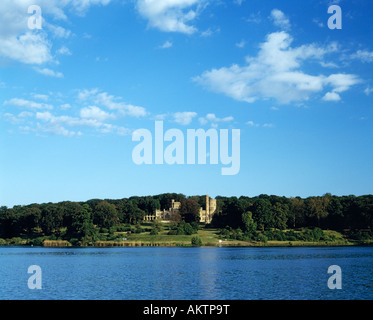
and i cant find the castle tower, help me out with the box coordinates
[209,198,217,223]
[205,195,210,223]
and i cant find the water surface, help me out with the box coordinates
[0,246,372,300]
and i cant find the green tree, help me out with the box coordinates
[289,197,305,228]
[40,203,64,235]
[180,198,200,223]
[93,201,119,228]
[242,211,257,233]
[0,206,18,238]
[271,202,288,230]
[120,200,145,224]
[306,196,330,227]
[325,196,344,229]
[21,205,42,235]
[69,204,97,244]
[252,198,272,231]
[221,197,245,228]
[151,218,163,235]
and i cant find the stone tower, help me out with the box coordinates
[205,195,210,221]
[209,197,217,222]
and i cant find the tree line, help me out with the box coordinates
[0,193,372,243]
[213,193,373,232]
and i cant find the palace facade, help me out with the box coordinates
[143,195,217,224]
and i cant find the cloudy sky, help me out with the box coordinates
[1,0,372,206]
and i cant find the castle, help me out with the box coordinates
[143,195,217,224]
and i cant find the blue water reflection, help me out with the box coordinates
[0,246,372,300]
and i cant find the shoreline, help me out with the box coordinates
[1,240,372,248]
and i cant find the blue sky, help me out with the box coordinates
[0,0,372,207]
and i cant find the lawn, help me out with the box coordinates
[121,225,221,246]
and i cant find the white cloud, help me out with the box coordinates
[60,103,72,109]
[34,67,64,78]
[80,106,115,122]
[32,93,49,101]
[0,32,52,65]
[236,40,246,48]
[158,41,173,49]
[246,121,259,127]
[320,61,339,68]
[313,18,324,28]
[3,86,139,137]
[46,23,71,38]
[4,98,53,110]
[3,111,33,124]
[154,113,168,120]
[36,111,102,130]
[36,122,80,137]
[124,104,148,117]
[322,91,341,101]
[350,50,373,63]
[18,111,34,118]
[270,9,291,30]
[68,0,112,15]
[325,73,360,93]
[234,0,245,5]
[246,120,273,128]
[0,0,111,65]
[194,31,359,104]
[78,88,99,101]
[35,108,130,137]
[364,87,373,96]
[200,27,220,37]
[199,113,234,126]
[56,46,72,56]
[136,0,206,34]
[247,12,261,24]
[83,90,147,117]
[262,123,274,128]
[173,111,197,125]
[116,126,131,136]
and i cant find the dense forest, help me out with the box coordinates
[0,193,372,245]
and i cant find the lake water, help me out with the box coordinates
[0,246,372,300]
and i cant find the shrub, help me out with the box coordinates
[190,222,199,231]
[184,223,195,235]
[257,234,268,243]
[115,225,127,232]
[69,238,80,246]
[150,229,158,235]
[312,227,324,241]
[29,237,47,246]
[219,228,231,238]
[8,237,24,245]
[348,230,372,241]
[191,236,202,246]
[176,227,185,235]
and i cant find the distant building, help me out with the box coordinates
[143,195,216,224]
[199,195,217,224]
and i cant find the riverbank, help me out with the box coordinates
[2,240,372,247]
[1,225,372,248]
